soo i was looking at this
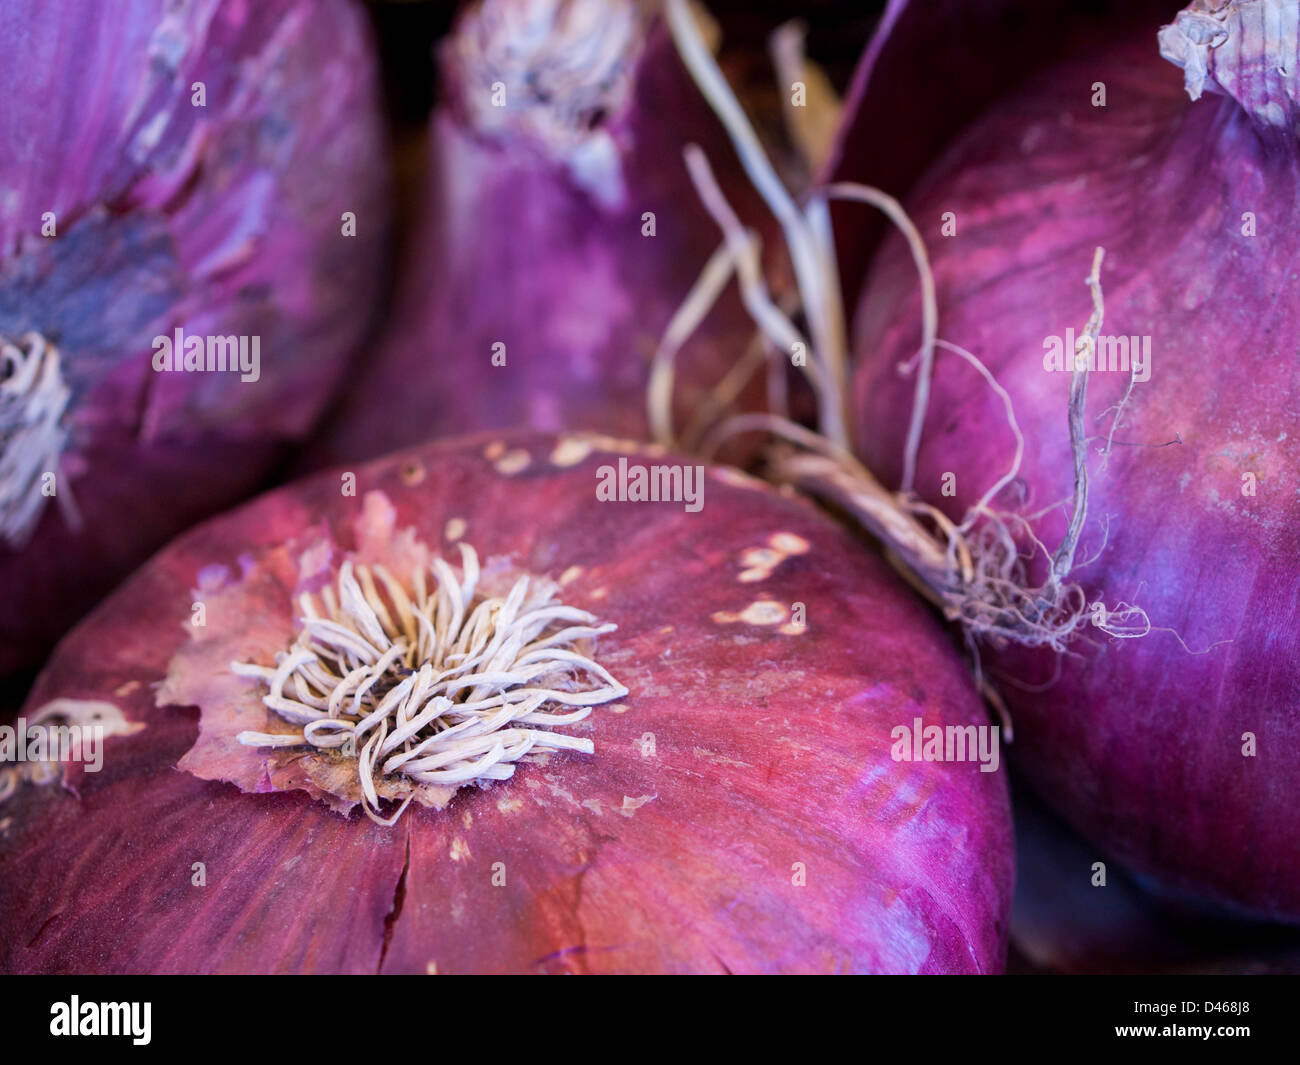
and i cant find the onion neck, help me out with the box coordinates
[1160,0,1300,155]
[443,0,649,207]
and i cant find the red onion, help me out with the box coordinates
[315,0,774,467]
[0,432,1011,973]
[825,0,1174,303]
[1011,786,1300,974]
[0,0,389,677]
[850,1,1300,919]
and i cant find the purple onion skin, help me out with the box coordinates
[0,0,389,676]
[851,20,1300,919]
[826,0,1173,303]
[0,432,1011,973]
[314,13,765,468]
[1011,783,1300,974]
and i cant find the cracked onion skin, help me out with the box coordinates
[850,9,1300,918]
[314,1,766,468]
[0,432,1011,973]
[0,0,388,677]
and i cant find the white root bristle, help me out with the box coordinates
[0,332,72,547]
[234,544,627,825]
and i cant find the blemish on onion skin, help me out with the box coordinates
[607,703,628,714]
[400,460,426,486]
[619,794,655,816]
[484,441,507,461]
[777,736,814,758]
[31,699,144,743]
[582,798,603,816]
[495,448,531,475]
[426,961,438,975]
[657,625,674,635]
[450,838,472,862]
[444,517,467,542]
[550,438,593,467]
[713,600,788,626]
[770,532,810,555]
[545,780,580,808]
[295,540,331,586]
[135,110,169,153]
[497,796,524,814]
[461,811,473,830]
[738,547,781,582]
[114,680,141,697]
[738,532,811,582]
[558,565,583,586]
[589,586,608,600]
[693,747,753,769]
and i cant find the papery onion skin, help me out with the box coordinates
[0,432,1011,974]
[850,9,1300,919]
[0,0,389,677]
[314,0,768,468]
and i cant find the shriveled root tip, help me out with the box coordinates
[776,448,1149,659]
[234,544,627,825]
[937,514,1149,653]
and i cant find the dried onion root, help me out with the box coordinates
[234,544,626,825]
[652,0,1149,677]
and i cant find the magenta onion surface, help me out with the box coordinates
[851,1,1300,918]
[0,0,389,677]
[316,0,770,467]
[0,432,1011,973]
